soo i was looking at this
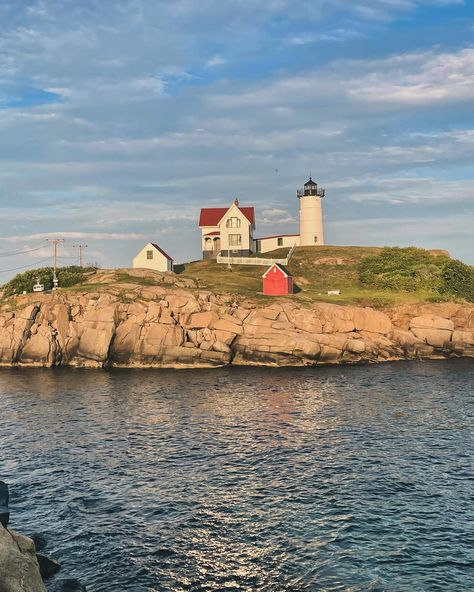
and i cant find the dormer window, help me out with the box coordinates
[147,250,153,259]
[226,217,241,228]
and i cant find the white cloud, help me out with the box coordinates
[0,0,472,270]
[350,48,474,105]
[214,47,474,109]
[206,55,226,67]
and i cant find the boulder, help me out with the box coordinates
[410,315,454,331]
[411,328,452,349]
[20,326,55,365]
[0,481,9,527]
[77,327,114,362]
[350,307,392,335]
[36,553,61,578]
[49,579,87,592]
[210,318,243,335]
[0,525,46,592]
[30,533,47,552]
[187,311,219,329]
[345,339,366,354]
[144,324,184,348]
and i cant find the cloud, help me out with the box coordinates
[206,55,226,67]
[4,232,151,242]
[214,47,474,109]
[288,28,363,45]
[0,0,472,273]
[350,48,474,105]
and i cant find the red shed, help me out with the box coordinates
[262,263,293,296]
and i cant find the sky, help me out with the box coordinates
[0,0,473,277]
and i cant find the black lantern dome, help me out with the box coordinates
[297,176,325,198]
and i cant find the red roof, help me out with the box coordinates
[199,206,255,227]
[151,243,173,261]
[203,231,221,236]
[262,263,292,278]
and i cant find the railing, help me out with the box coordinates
[216,244,297,267]
[296,188,325,198]
[286,243,297,263]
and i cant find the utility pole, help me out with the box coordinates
[73,244,88,267]
[47,239,65,290]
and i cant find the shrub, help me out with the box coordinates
[2,266,96,298]
[359,247,447,292]
[439,259,474,301]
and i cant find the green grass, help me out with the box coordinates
[173,245,443,307]
[9,246,461,309]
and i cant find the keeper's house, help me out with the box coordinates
[132,242,174,272]
[199,199,255,259]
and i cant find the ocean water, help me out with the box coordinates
[1,360,473,592]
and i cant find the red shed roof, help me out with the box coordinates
[262,263,292,278]
[199,206,255,227]
[150,243,173,261]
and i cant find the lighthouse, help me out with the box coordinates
[297,176,325,246]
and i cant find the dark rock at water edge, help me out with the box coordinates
[32,532,48,552]
[37,552,61,578]
[0,480,10,527]
[49,579,87,592]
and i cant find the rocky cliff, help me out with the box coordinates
[0,281,472,368]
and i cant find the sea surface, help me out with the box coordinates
[1,360,473,592]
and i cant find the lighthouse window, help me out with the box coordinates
[277,237,283,246]
[314,236,318,244]
[147,250,154,259]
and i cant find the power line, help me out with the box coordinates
[0,243,48,257]
[0,257,52,274]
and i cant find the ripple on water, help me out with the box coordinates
[1,360,473,592]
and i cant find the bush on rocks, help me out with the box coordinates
[359,247,447,292]
[440,259,474,301]
[2,266,96,297]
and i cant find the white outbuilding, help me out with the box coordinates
[132,242,174,273]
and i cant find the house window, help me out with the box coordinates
[229,234,242,247]
[226,217,241,228]
[277,237,283,246]
[147,250,153,259]
[314,236,318,244]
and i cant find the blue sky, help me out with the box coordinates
[0,0,473,276]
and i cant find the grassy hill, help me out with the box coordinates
[4,246,471,309]
[174,245,450,307]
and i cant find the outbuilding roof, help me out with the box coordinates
[262,263,292,278]
[150,243,173,261]
[199,206,255,227]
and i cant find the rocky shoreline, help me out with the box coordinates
[0,481,86,592]
[0,282,472,368]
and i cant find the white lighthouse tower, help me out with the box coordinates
[297,176,325,246]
